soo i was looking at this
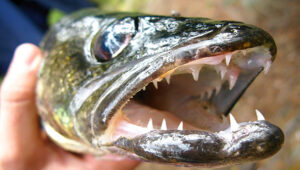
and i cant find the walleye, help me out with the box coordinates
[37,9,284,167]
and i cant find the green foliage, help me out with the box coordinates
[47,0,146,26]
[90,0,145,12]
[47,9,65,27]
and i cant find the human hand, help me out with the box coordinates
[0,44,140,170]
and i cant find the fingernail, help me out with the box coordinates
[13,43,41,70]
[29,54,42,71]
[14,44,38,65]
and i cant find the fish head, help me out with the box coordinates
[38,10,282,167]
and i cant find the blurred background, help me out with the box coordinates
[1,0,299,169]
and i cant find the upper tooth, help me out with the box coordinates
[152,80,158,89]
[142,86,146,91]
[220,68,227,80]
[215,84,221,94]
[177,121,183,130]
[255,109,265,120]
[165,74,171,84]
[225,54,231,66]
[190,66,201,81]
[161,118,167,130]
[228,74,238,90]
[264,60,272,74]
[229,113,239,131]
[147,118,154,130]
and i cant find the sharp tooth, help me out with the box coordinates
[225,54,231,66]
[264,60,272,74]
[255,109,265,120]
[220,69,226,80]
[161,118,167,130]
[229,74,238,90]
[229,113,239,131]
[177,121,183,130]
[147,118,153,130]
[190,67,201,81]
[152,80,158,89]
[142,86,146,91]
[165,74,171,84]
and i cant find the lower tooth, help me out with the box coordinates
[147,118,154,130]
[161,119,167,130]
[177,121,183,130]
[255,109,265,120]
[229,113,239,131]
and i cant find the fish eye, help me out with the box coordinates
[93,17,137,62]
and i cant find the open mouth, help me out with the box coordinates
[93,45,284,166]
[81,29,284,165]
[100,46,272,143]
[37,11,284,167]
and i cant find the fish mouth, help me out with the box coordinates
[102,46,273,139]
[95,46,283,166]
[86,21,283,166]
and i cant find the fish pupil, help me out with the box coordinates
[93,17,137,62]
[94,31,128,62]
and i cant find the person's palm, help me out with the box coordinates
[0,44,140,170]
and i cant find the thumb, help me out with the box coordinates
[0,43,42,149]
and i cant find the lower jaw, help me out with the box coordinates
[110,113,284,167]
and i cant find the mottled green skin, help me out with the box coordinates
[37,8,278,157]
[38,9,111,143]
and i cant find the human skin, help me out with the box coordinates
[0,43,140,170]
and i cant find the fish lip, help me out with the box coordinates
[173,22,277,62]
[113,120,284,166]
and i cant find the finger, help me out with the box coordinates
[0,43,42,147]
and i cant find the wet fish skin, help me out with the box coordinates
[36,8,282,166]
[114,121,284,167]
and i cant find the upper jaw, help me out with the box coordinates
[88,22,282,166]
[90,20,276,138]
[90,42,275,136]
[94,45,274,143]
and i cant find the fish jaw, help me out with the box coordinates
[90,17,277,135]
[88,16,282,166]
[114,120,283,167]
[36,9,283,167]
